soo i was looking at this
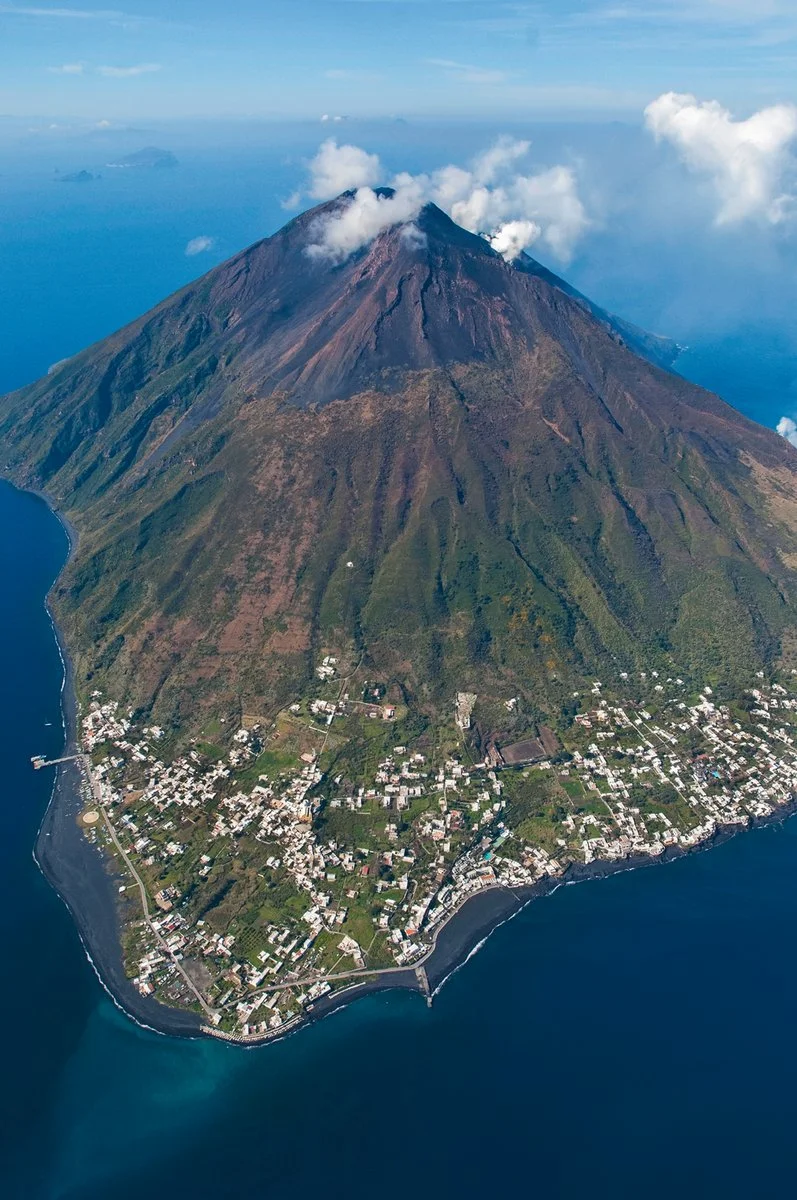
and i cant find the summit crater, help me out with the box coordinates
[2,193,796,735]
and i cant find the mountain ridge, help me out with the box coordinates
[2,198,677,440]
[2,194,797,739]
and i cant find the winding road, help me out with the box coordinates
[80,754,217,1022]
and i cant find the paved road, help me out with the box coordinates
[80,754,217,1021]
[226,883,527,1008]
[76,750,521,1023]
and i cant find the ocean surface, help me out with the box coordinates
[3,123,797,1199]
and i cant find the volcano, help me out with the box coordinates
[3,195,797,734]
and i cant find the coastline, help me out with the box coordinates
[192,797,797,1047]
[29,484,206,1039]
[37,705,797,1049]
[17,480,797,1048]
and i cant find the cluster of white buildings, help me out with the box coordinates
[564,678,797,864]
[79,671,797,1038]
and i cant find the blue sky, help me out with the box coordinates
[1,0,797,121]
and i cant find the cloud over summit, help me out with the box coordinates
[302,137,589,265]
[306,180,426,264]
[308,139,381,200]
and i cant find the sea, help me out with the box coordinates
[3,120,797,1199]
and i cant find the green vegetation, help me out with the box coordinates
[7,199,797,1040]
[82,662,797,1039]
[2,205,796,747]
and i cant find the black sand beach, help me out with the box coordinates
[38,673,797,1049]
[29,490,797,1047]
[34,627,206,1040]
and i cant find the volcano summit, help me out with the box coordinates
[3,195,795,730]
[6,195,797,1039]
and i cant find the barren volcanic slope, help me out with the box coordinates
[3,196,797,737]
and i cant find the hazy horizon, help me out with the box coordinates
[3,109,797,436]
[3,3,797,431]
[3,0,796,122]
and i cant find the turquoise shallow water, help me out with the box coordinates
[4,131,797,1199]
[5,473,797,1199]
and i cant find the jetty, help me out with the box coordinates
[31,753,80,770]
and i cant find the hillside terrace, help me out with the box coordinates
[78,666,797,1037]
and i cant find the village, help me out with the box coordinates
[75,661,797,1041]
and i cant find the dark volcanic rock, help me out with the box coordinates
[2,194,797,736]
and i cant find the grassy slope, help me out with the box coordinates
[2,340,796,740]
[2,210,797,740]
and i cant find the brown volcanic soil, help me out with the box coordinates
[2,197,797,736]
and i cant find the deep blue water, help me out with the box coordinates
[4,124,797,1199]
[6,492,797,1199]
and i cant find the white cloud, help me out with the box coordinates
[426,58,509,85]
[47,62,84,74]
[644,91,797,224]
[325,68,382,83]
[777,416,797,447]
[185,235,214,257]
[0,4,124,16]
[300,136,590,265]
[428,142,589,261]
[511,165,590,259]
[48,60,164,79]
[308,138,381,200]
[473,136,531,184]
[281,189,303,211]
[307,176,426,262]
[98,62,161,77]
[400,223,428,251]
[487,219,541,261]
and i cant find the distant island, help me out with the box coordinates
[105,146,178,170]
[3,193,797,1044]
[57,170,99,184]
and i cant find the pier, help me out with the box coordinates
[31,753,81,770]
[415,964,433,1006]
